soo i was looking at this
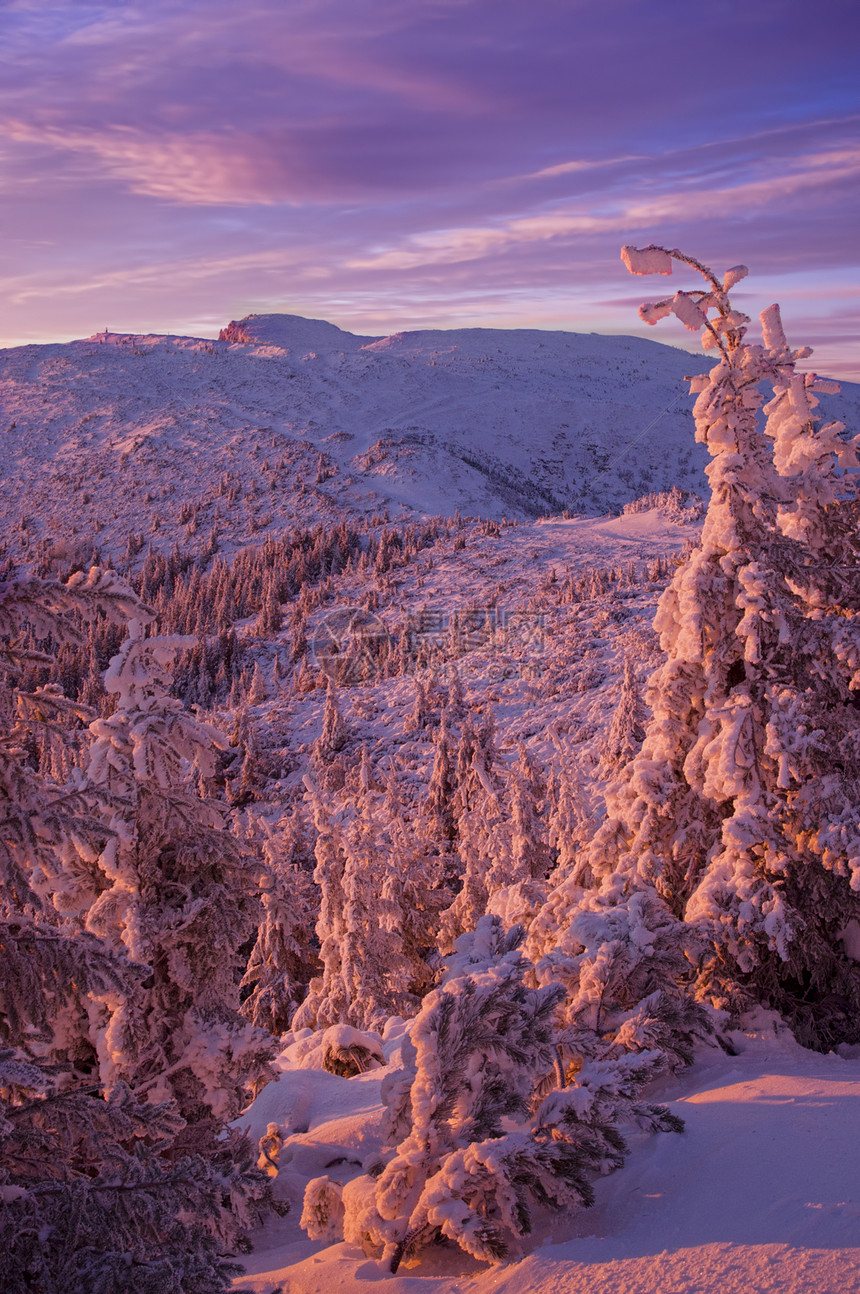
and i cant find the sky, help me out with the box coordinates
[2,0,859,376]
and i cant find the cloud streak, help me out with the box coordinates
[0,0,857,375]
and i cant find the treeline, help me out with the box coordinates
[8,507,678,731]
[7,516,453,712]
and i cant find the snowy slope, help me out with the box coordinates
[236,1024,860,1294]
[3,313,856,562]
[226,508,695,817]
[217,505,860,1294]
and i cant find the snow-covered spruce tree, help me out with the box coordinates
[0,572,270,1293]
[586,244,860,1046]
[301,917,682,1271]
[291,775,350,1030]
[339,753,417,1029]
[598,654,646,779]
[84,620,275,1123]
[437,724,554,947]
[423,711,456,848]
[0,566,157,1094]
[381,769,449,998]
[294,756,429,1031]
[315,677,349,763]
[437,716,506,952]
[487,744,553,931]
[240,811,320,1036]
[524,764,593,963]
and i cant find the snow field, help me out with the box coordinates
[236,1024,860,1294]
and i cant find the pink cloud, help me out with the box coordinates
[3,121,293,205]
[0,0,856,380]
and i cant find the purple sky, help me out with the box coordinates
[2,0,859,375]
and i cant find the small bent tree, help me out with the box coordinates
[584,245,860,1046]
[301,917,683,1271]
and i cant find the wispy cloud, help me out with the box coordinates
[3,121,295,205]
[347,146,860,271]
[0,0,857,376]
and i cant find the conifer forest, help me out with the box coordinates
[3,248,860,1294]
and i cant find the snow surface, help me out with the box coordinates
[236,1025,860,1294]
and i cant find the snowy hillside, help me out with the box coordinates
[3,312,856,563]
[223,508,692,813]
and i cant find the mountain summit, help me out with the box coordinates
[218,313,378,351]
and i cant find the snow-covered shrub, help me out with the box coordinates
[320,1023,386,1076]
[302,917,683,1271]
[275,1023,382,1074]
[621,486,705,524]
[535,885,724,1073]
[301,1175,346,1241]
[257,1122,286,1176]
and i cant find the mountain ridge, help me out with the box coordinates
[2,313,856,564]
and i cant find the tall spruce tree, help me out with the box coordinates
[84,621,275,1122]
[487,744,552,931]
[586,245,860,1046]
[240,811,319,1035]
[295,756,424,1031]
[437,717,503,951]
[598,654,646,778]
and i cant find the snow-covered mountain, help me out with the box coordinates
[4,312,856,562]
[6,301,860,1294]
